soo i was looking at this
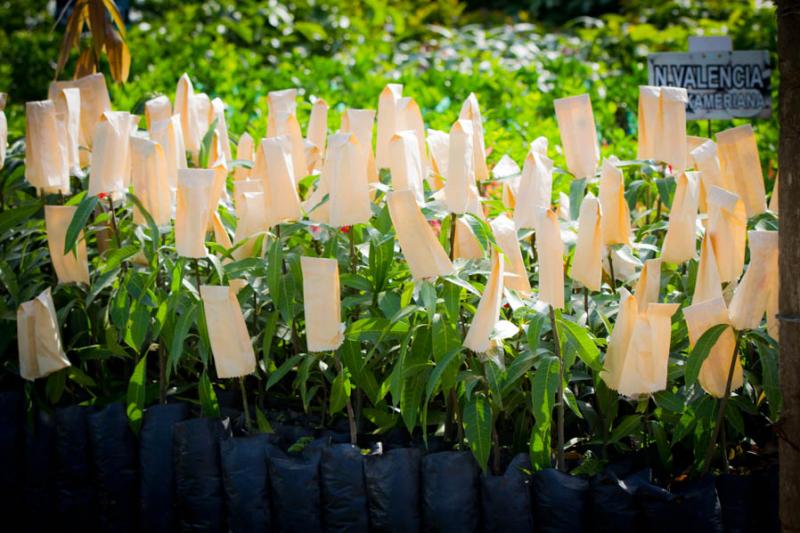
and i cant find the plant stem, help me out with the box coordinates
[448,212,457,261]
[530,232,537,265]
[335,352,358,445]
[107,195,121,248]
[193,258,202,291]
[239,376,252,432]
[702,332,741,475]
[584,287,590,317]
[607,248,616,294]
[549,305,566,472]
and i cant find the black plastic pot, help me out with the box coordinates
[140,402,190,532]
[421,450,481,532]
[364,446,422,533]
[751,465,779,533]
[0,390,22,530]
[86,402,138,532]
[220,434,284,533]
[480,453,534,533]
[269,453,324,533]
[321,443,369,532]
[715,474,753,533]
[531,468,589,533]
[173,417,232,532]
[54,405,98,532]
[637,474,723,533]
[24,407,56,532]
[589,467,651,533]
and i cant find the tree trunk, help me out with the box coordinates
[778,2,800,531]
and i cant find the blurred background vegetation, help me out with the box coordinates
[0,0,777,175]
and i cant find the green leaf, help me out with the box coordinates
[685,324,730,387]
[462,212,498,255]
[329,369,350,414]
[754,335,782,420]
[126,354,147,434]
[265,354,303,392]
[425,346,463,398]
[255,407,273,433]
[557,316,602,372]
[655,177,676,209]
[0,201,42,235]
[199,371,220,418]
[64,195,98,255]
[463,395,493,473]
[609,414,642,443]
[261,310,279,369]
[653,390,684,412]
[46,368,67,404]
[569,178,587,220]
[267,237,283,313]
[125,301,151,354]
[431,313,461,391]
[530,356,559,470]
[526,313,546,353]
[198,117,219,168]
[167,301,197,378]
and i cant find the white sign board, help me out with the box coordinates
[647,50,771,120]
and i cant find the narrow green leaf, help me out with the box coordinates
[265,354,303,392]
[64,195,98,255]
[126,354,147,434]
[198,371,220,418]
[685,324,730,386]
[569,178,587,220]
[464,395,493,473]
[557,316,602,372]
[609,414,642,443]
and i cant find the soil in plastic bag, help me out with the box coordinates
[87,402,138,532]
[0,390,22,529]
[140,402,191,532]
[321,443,369,533]
[269,452,323,533]
[480,453,535,533]
[220,433,285,533]
[173,417,232,532]
[589,467,651,533]
[715,474,753,533]
[24,407,56,532]
[637,474,723,533]
[421,450,481,532]
[54,405,98,531]
[531,468,589,533]
[364,446,422,533]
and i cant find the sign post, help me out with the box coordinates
[647,37,771,121]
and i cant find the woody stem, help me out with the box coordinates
[607,248,616,295]
[550,305,566,472]
[448,213,457,261]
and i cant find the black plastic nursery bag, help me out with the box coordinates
[320,443,369,533]
[480,453,535,533]
[531,468,589,533]
[54,405,98,532]
[269,453,324,533]
[364,446,422,533]
[421,450,481,533]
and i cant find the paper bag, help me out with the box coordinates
[389,130,426,204]
[233,132,254,181]
[88,111,134,198]
[514,140,553,230]
[25,100,69,194]
[150,115,187,191]
[459,93,489,183]
[233,191,268,260]
[729,230,779,331]
[633,258,661,312]
[130,137,171,227]
[301,256,345,352]
[387,189,454,280]
[49,73,111,163]
[684,297,741,398]
[464,251,505,353]
[53,88,81,174]
[706,185,747,283]
[490,214,531,295]
[376,84,403,169]
[426,128,449,190]
[341,108,378,186]
[554,94,599,179]
[18,288,71,381]
[661,171,700,264]
[175,168,215,258]
[658,87,688,173]
[716,124,767,217]
[535,208,565,309]
[571,193,603,291]
[443,119,474,214]
[598,158,630,245]
[254,136,302,226]
[327,132,372,227]
[45,205,90,285]
[200,285,256,378]
[145,95,171,131]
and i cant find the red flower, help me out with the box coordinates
[97,192,109,200]
[503,303,510,310]
[340,225,352,234]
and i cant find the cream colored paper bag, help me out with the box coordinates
[616,302,680,397]
[266,89,307,181]
[145,95,171,131]
[376,84,403,169]
[514,140,553,230]
[770,174,779,214]
[661,171,700,264]
[453,186,485,260]
[53,88,81,174]
[716,124,767,217]
[233,179,263,218]
[211,211,233,250]
[174,73,205,158]
[443,119,474,214]
[637,86,660,161]
[17,288,71,381]
[396,97,429,175]
[689,140,729,213]
[426,128,449,190]
[25,100,69,194]
[601,288,638,391]
[494,154,521,210]
[602,245,641,282]
[301,256,345,352]
[694,231,723,304]
[389,130,426,204]
[536,208,565,309]
[327,133,372,227]
[200,285,256,378]
[89,111,134,198]
[341,108,379,187]
[175,168,215,258]
[571,194,603,292]
[658,87,688,173]
[706,185,746,283]
[233,132,254,181]
[150,115,187,191]
[729,230,779,331]
[306,99,329,171]
[684,297,741,398]
[598,158,630,245]
[210,97,232,162]
[130,137,171,227]
[459,93,489,183]
[254,136,302,226]
[49,73,111,162]
[233,191,268,260]
[554,94,599,179]
[491,214,531,295]
[464,251,505,353]
[633,258,661,312]
[45,205,90,285]
[387,189,454,280]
